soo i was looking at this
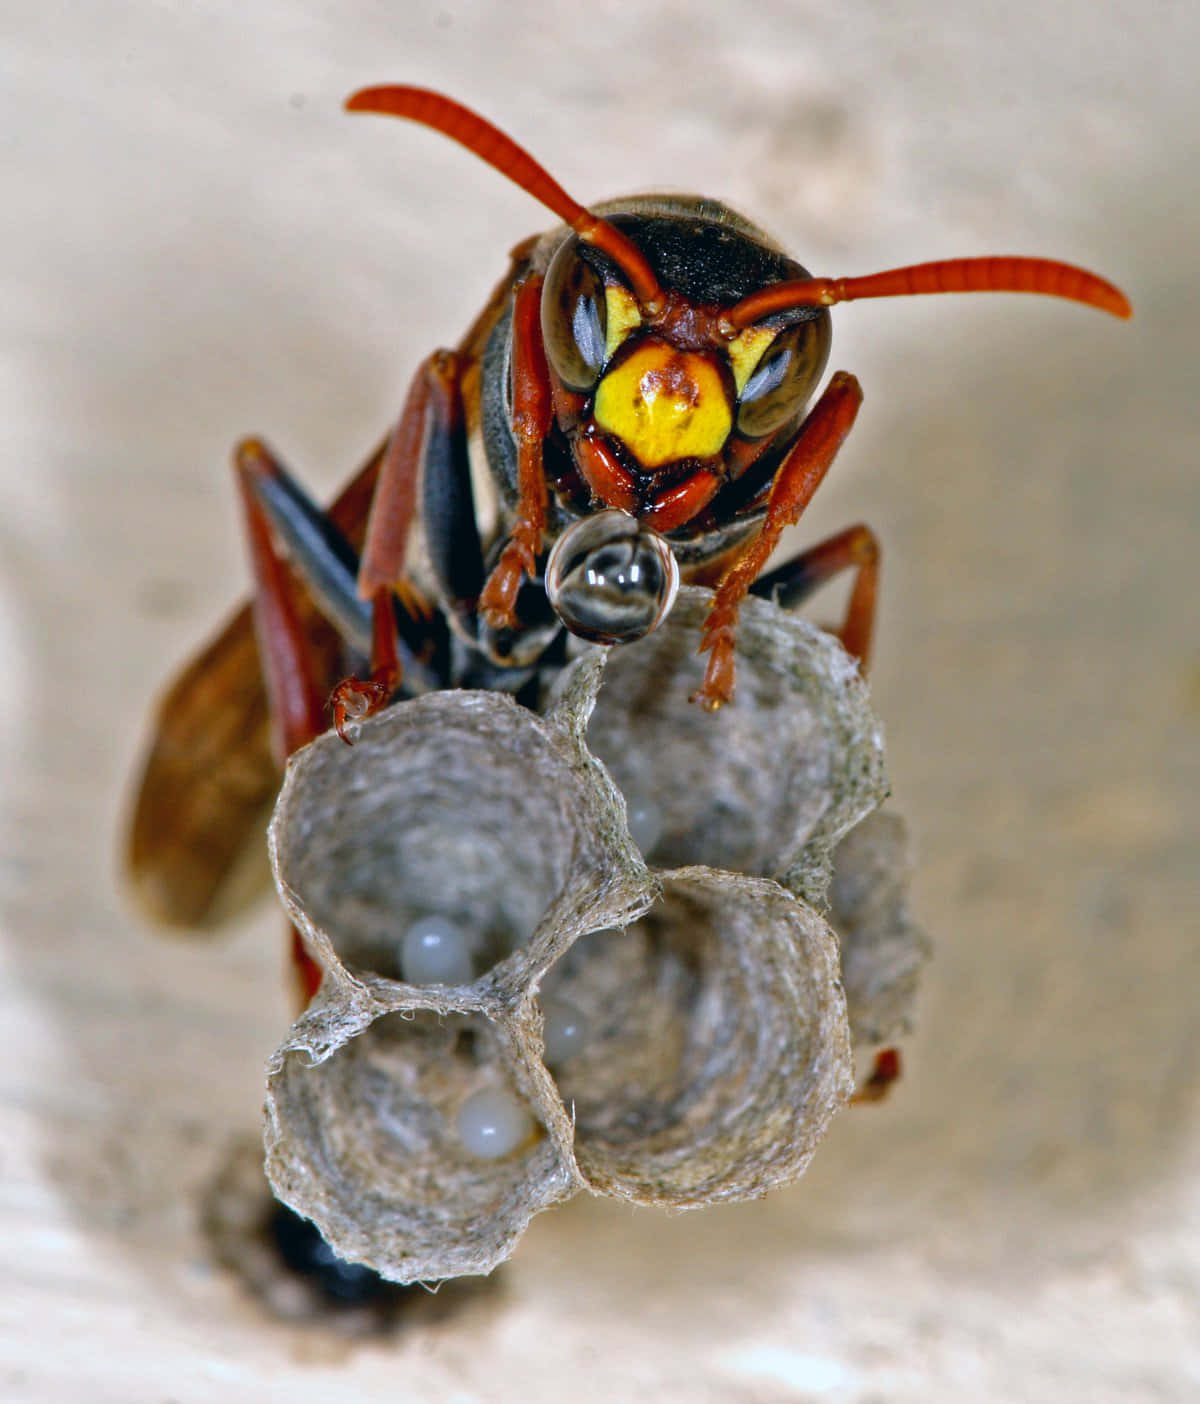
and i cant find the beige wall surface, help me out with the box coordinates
[2,4,1196,1401]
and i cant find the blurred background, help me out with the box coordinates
[2,3,1196,1400]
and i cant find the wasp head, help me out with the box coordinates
[538,200,832,534]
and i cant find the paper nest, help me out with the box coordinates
[263,588,927,1282]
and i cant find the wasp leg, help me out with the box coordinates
[478,274,552,629]
[236,441,441,994]
[418,349,486,637]
[694,371,863,709]
[246,446,446,694]
[750,522,880,671]
[327,590,403,742]
[237,445,414,1301]
[241,446,373,653]
[332,351,468,738]
[234,441,332,762]
[851,1047,902,1104]
[233,440,344,1004]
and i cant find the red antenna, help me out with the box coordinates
[346,86,665,311]
[726,256,1132,328]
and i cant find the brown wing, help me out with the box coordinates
[125,446,384,928]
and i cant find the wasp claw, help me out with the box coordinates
[692,638,736,709]
[329,677,391,745]
[478,541,532,631]
[692,612,738,709]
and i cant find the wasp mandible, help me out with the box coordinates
[126,86,1130,933]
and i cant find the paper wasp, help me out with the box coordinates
[126,86,1129,934]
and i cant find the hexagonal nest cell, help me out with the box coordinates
[264,588,928,1282]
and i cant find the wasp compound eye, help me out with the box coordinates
[541,237,609,391]
[545,511,680,645]
[735,315,832,440]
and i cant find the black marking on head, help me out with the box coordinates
[589,210,814,311]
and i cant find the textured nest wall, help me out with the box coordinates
[264,590,927,1281]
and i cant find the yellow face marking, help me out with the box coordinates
[726,325,777,395]
[593,341,732,469]
[603,284,642,362]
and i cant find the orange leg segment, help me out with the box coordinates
[852,1047,902,1104]
[358,350,463,598]
[234,439,330,762]
[329,587,401,743]
[752,522,880,671]
[694,370,863,708]
[332,350,463,741]
[232,439,335,1006]
[478,274,553,628]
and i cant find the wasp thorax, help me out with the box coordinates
[545,511,680,644]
